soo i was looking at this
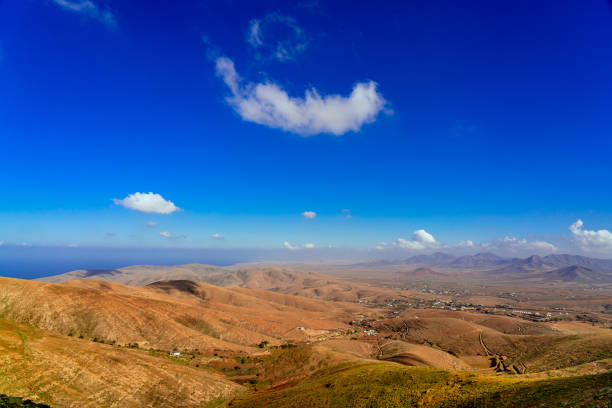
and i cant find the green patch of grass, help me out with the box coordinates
[202,397,226,407]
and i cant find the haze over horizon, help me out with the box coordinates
[2,1,612,264]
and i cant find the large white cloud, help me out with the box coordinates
[52,0,117,30]
[569,219,612,254]
[393,229,440,250]
[113,192,181,214]
[215,57,387,136]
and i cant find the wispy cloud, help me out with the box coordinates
[113,192,181,214]
[284,241,315,250]
[145,221,158,228]
[247,19,263,47]
[302,210,317,219]
[214,56,387,136]
[160,231,187,240]
[246,13,307,62]
[480,236,557,255]
[210,233,224,240]
[52,0,117,31]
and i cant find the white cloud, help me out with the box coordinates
[145,221,158,228]
[283,241,314,250]
[393,229,440,250]
[159,231,186,240]
[113,192,181,214]
[302,210,317,219]
[569,219,612,254]
[246,13,307,62]
[375,241,388,250]
[283,241,298,250]
[457,239,475,247]
[215,56,387,136]
[210,233,224,240]
[456,236,556,256]
[496,236,557,254]
[52,0,117,30]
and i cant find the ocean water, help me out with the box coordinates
[0,246,254,280]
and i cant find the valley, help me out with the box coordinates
[1,253,611,407]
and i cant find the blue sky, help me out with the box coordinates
[1,0,612,260]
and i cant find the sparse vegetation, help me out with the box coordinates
[0,394,51,408]
[231,362,612,408]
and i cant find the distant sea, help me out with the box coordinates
[0,246,256,280]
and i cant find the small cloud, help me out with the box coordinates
[302,210,317,219]
[569,219,612,254]
[52,0,117,30]
[159,231,186,240]
[375,241,388,250]
[283,241,314,250]
[113,192,181,214]
[145,221,158,228]
[284,241,298,250]
[393,229,440,250]
[246,13,307,62]
[214,56,387,136]
[210,233,224,240]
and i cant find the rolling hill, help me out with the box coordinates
[0,277,359,352]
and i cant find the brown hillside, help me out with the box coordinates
[39,264,398,303]
[0,277,356,352]
[0,318,242,407]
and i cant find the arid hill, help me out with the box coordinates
[0,318,243,407]
[40,264,400,302]
[0,277,362,352]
